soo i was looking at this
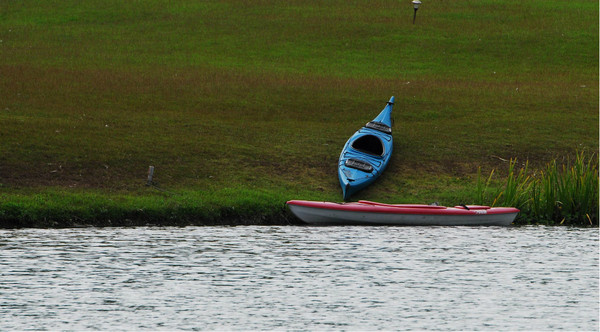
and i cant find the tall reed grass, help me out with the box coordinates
[477,152,598,226]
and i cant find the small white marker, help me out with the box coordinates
[147,166,155,186]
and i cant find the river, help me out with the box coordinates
[0,226,598,331]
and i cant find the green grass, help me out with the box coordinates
[0,0,598,226]
[476,152,598,226]
[0,187,304,228]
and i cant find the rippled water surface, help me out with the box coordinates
[1,226,598,330]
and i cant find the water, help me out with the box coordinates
[0,226,597,331]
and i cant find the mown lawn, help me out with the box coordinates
[0,0,597,225]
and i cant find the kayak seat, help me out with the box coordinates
[351,135,384,156]
[345,158,373,172]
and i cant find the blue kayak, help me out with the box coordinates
[338,96,394,200]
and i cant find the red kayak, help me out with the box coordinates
[286,200,519,226]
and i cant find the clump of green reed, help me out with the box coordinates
[494,160,535,211]
[477,152,598,226]
[529,153,599,225]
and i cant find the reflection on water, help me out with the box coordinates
[0,226,598,330]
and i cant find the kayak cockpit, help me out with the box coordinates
[351,135,384,156]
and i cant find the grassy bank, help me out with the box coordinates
[1,0,598,227]
[1,152,596,227]
[0,188,303,228]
